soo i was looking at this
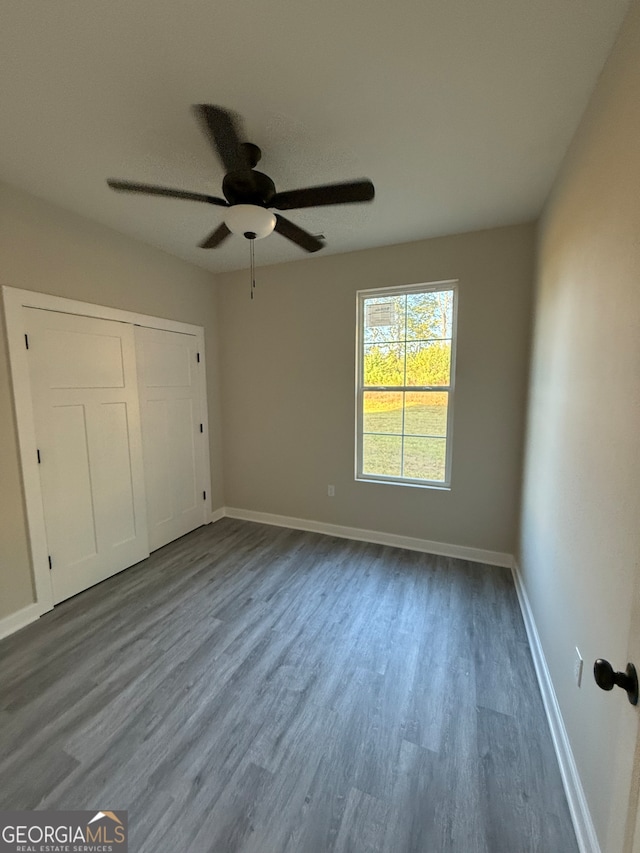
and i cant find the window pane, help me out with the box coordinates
[404,392,448,436]
[363,434,402,477]
[363,342,404,386]
[363,391,403,434]
[403,437,447,481]
[406,290,453,340]
[363,295,406,343]
[405,340,451,386]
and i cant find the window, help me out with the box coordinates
[356,281,457,488]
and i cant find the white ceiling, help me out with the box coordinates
[0,0,629,273]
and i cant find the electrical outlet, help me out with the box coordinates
[327,485,335,497]
[574,647,584,688]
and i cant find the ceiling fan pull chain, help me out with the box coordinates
[250,238,256,300]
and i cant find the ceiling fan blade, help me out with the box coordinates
[193,104,251,173]
[199,222,232,249]
[271,179,375,210]
[274,215,325,253]
[107,180,228,207]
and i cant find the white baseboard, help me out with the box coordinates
[209,507,225,524]
[0,602,42,641]
[511,562,600,853]
[224,506,513,568]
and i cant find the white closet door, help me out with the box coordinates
[25,308,149,604]
[135,326,207,551]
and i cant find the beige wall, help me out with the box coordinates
[520,2,640,850]
[217,223,535,556]
[0,181,222,620]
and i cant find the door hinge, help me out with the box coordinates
[200,423,203,433]
[203,490,207,501]
[196,352,200,363]
[25,333,30,350]
[37,449,41,464]
[48,555,52,570]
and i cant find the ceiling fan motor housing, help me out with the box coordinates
[222,169,276,207]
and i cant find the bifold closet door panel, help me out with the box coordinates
[135,325,207,551]
[25,307,149,603]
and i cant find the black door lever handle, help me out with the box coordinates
[593,659,638,705]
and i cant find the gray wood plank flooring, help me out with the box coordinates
[0,519,578,852]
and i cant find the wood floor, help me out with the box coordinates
[0,519,578,853]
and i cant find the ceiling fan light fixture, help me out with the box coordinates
[224,204,276,239]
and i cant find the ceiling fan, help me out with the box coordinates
[107,104,375,254]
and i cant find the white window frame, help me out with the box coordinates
[355,280,458,489]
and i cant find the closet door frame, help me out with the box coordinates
[2,285,212,615]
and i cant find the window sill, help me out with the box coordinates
[355,475,451,491]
